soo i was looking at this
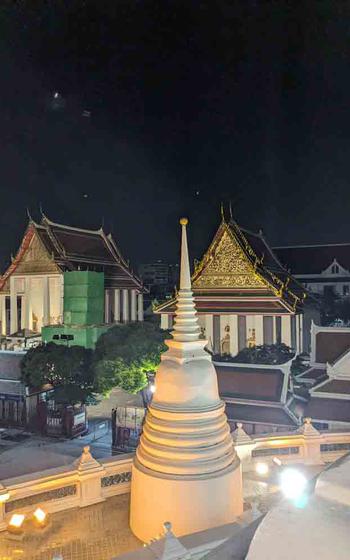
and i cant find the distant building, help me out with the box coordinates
[155,213,317,353]
[139,261,179,300]
[274,243,350,298]
[0,214,145,345]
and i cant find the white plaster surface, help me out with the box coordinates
[246,455,350,559]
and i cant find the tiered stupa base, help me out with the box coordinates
[130,456,242,542]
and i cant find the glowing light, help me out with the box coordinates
[255,462,269,476]
[0,492,10,503]
[9,513,25,529]
[273,457,282,466]
[280,468,307,501]
[54,92,59,98]
[33,507,47,524]
[150,384,156,394]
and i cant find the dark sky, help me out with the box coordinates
[1,1,350,272]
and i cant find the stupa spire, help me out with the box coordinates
[172,218,200,343]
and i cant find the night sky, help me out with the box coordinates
[1,1,350,272]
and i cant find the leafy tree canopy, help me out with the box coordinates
[21,343,94,405]
[94,321,168,394]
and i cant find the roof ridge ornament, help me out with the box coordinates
[220,201,225,222]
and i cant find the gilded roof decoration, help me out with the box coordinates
[192,228,267,290]
[15,233,60,275]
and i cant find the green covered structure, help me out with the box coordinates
[42,271,109,349]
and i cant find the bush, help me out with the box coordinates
[229,343,294,365]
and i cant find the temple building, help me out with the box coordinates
[295,322,350,429]
[155,212,314,354]
[0,214,144,340]
[274,242,350,298]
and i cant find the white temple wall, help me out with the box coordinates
[159,312,303,354]
[8,274,62,334]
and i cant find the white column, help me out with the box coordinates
[281,315,292,347]
[131,289,137,321]
[10,277,18,334]
[299,314,304,354]
[105,290,110,323]
[273,316,277,344]
[59,275,64,323]
[229,314,238,356]
[20,296,25,329]
[137,293,144,321]
[113,289,120,322]
[161,314,170,329]
[24,278,32,330]
[122,289,129,322]
[0,296,6,335]
[43,276,50,326]
[255,315,264,346]
[205,314,213,352]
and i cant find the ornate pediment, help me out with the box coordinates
[15,233,59,274]
[192,228,267,289]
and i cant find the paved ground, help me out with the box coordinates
[0,493,141,560]
[0,465,325,560]
[0,387,143,480]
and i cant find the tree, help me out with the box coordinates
[21,343,95,405]
[93,321,169,394]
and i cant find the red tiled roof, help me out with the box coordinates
[314,379,350,395]
[315,331,350,364]
[304,397,350,423]
[0,352,23,381]
[273,244,350,275]
[215,364,284,402]
[225,402,296,426]
[298,367,326,381]
[1,217,144,292]
[156,298,292,315]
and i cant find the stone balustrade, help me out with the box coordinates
[233,419,350,471]
[0,421,349,532]
[0,447,134,531]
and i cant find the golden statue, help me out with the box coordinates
[221,325,231,355]
[32,312,38,332]
[247,328,256,348]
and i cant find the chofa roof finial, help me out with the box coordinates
[220,202,225,222]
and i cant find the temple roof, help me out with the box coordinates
[304,396,350,423]
[155,216,306,315]
[274,243,350,275]
[0,215,144,292]
[225,402,297,427]
[216,364,285,403]
[314,329,350,365]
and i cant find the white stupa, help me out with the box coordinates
[130,218,243,542]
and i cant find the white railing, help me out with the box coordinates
[234,419,350,471]
[0,420,350,531]
[0,447,133,530]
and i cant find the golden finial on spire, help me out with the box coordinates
[179,217,188,226]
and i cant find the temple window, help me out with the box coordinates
[331,263,339,274]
